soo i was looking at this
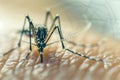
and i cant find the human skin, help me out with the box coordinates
[0,30,120,80]
[0,0,120,80]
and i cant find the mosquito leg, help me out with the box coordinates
[44,9,53,26]
[0,47,19,58]
[46,25,65,49]
[65,48,103,62]
[18,15,34,47]
[44,14,104,63]
[19,17,35,66]
[62,38,104,62]
[45,26,103,62]
[22,20,33,59]
[45,15,65,48]
[18,15,35,59]
[1,16,32,57]
[18,16,27,47]
[54,25,65,48]
[22,21,33,60]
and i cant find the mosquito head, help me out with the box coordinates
[35,24,47,42]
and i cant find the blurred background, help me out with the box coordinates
[0,0,120,40]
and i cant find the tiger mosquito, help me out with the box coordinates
[1,10,104,64]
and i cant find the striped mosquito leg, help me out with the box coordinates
[65,48,103,62]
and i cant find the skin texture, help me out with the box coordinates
[0,0,120,80]
[0,30,120,80]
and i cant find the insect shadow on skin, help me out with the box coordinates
[1,10,106,68]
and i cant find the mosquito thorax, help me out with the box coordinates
[35,24,47,40]
[34,24,47,52]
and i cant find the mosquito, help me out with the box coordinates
[2,10,104,64]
